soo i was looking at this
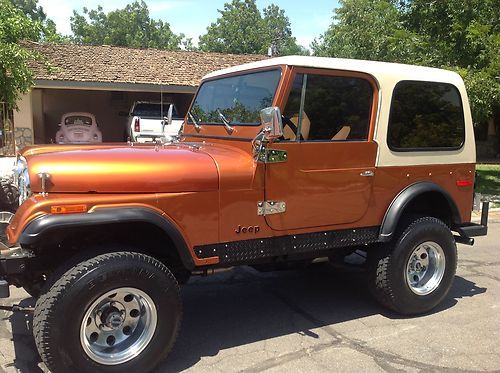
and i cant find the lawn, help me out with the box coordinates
[476,164,500,197]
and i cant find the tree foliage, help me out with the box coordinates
[70,1,183,50]
[313,0,499,124]
[0,0,42,110]
[9,0,68,42]
[199,0,307,55]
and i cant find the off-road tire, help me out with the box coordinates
[33,251,182,373]
[368,217,457,315]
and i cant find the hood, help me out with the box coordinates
[25,143,219,193]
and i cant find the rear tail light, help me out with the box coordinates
[456,179,473,187]
[134,118,140,132]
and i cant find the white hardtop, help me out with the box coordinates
[203,56,464,87]
[203,55,474,167]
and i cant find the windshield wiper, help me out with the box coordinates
[217,109,234,134]
[187,110,201,132]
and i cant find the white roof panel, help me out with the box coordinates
[203,55,462,86]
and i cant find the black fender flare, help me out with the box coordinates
[19,207,195,270]
[379,181,461,242]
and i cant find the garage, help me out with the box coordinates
[35,87,193,143]
[10,42,265,152]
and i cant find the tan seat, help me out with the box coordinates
[332,125,351,140]
[283,112,311,140]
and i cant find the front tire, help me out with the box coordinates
[33,251,182,373]
[368,217,457,315]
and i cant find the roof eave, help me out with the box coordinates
[34,79,197,93]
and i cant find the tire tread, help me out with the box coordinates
[368,216,456,314]
[33,251,181,373]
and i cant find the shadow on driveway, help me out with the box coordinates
[1,264,486,373]
[156,264,486,372]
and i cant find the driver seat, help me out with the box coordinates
[283,112,311,141]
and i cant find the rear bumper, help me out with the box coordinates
[454,202,489,245]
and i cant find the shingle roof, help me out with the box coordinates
[27,42,267,87]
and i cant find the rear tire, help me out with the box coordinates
[368,217,457,315]
[33,251,182,373]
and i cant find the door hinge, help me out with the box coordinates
[257,201,286,216]
[257,149,287,163]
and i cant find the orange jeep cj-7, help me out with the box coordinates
[0,56,489,372]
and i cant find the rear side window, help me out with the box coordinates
[388,81,465,150]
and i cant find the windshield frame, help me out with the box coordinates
[187,67,283,127]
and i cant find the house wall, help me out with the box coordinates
[12,92,34,149]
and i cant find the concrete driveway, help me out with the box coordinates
[1,222,499,372]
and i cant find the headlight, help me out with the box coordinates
[13,156,31,205]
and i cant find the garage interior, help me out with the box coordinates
[33,88,194,144]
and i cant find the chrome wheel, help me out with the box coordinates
[80,287,157,365]
[406,241,446,296]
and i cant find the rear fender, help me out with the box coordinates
[379,182,461,242]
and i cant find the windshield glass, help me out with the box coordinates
[64,116,93,126]
[132,103,178,118]
[188,69,281,125]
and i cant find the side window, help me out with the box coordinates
[282,73,373,141]
[388,81,465,150]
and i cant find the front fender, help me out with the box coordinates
[19,207,195,270]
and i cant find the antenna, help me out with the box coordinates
[160,82,163,120]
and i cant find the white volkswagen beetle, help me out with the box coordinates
[56,112,103,144]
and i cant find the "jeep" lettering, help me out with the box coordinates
[235,225,260,234]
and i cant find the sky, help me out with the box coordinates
[38,0,340,49]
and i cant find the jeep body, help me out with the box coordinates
[0,56,488,372]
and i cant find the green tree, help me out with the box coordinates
[9,0,68,42]
[312,0,427,63]
[313,0,499,125]
[199,0,264,54]
[199,0,306,55]
[71,1,183,50]
[262,4,308,56]
[0,0,42,110]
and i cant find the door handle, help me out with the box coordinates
[360,170,374,177]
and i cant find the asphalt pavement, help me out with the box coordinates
[1,222,499,372]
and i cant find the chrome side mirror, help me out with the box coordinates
[259,106,283,142]
[252,107,287,163]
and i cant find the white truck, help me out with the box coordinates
[127,101,183,142]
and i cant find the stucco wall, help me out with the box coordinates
[13,92,34,149]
